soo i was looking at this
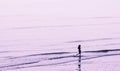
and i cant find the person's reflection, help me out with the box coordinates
[78,55,81,71]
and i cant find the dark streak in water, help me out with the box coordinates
[83,53,120,60]
[67,38,120,43]
[83,49,120,53]
[98,43,120,46]
[3,60,78,70]
[48,55,79,60]
[1,53,120,71]
[9,22,120,30]
[39,52,72,55]
[10,52,75,59]
[0,50,120,70]
[0,61,39,68]
[0,51,10,53]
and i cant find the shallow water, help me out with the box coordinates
[0,17,120,71]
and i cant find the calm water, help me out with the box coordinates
[0,16,120,71]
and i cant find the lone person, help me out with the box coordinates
[78,45,81,55]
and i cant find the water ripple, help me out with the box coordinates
[0,49,120,70]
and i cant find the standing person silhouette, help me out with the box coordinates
[78,45,81,55]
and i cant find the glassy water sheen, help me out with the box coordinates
[0,17,120,71]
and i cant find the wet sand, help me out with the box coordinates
[0,17,120,71]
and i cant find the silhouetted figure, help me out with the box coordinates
[78,45,81,55]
